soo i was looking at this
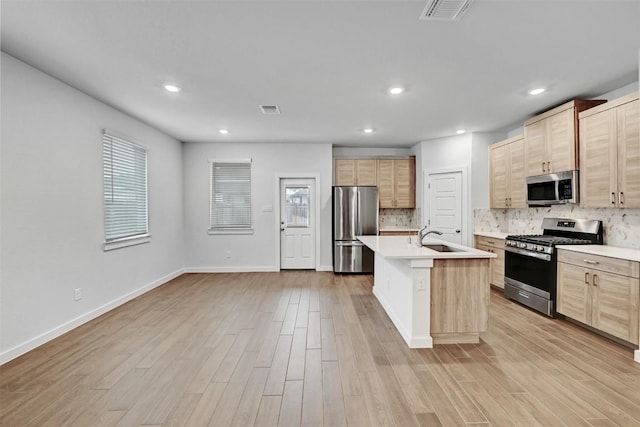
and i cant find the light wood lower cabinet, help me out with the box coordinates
[379,230,417,236]
[557,249,639,345]
[430,258,490,343]
[474,235,505,289]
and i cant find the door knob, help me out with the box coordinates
[455,230,461,233]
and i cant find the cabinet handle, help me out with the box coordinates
[611,192,616,205]
[542,162,546,173]
[505,197,508,207]
[619,192,624,206]
[583,259,599,265]
[509,197,512,206]
[593,274,598,287]
[584,272,590,284]
[547,161,551,172]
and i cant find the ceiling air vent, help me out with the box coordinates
[260,105,281,115]
[420,0,474,21]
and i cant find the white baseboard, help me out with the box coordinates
[0,268,185,365]
[635,349,639,363]
[317,265,334,272]
[185,266,280,273]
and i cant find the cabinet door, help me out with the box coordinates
[548,108,577,173]
[335,160,356,186]
[580,108,617,208]
[377,159,394,208]
[617,99,640,208]
[355,159,377,186]
[489,145,508,208]
[591,270,639,345]
[491,248,505,289]
[525,120,547,176]
[508,138,527,208]
[393,159,415,208]
[557,262,591,324]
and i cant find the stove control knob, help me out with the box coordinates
[537,245,545,252]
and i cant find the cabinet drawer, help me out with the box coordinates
[557,250,640,278]
[379,230,415,236]
[475,236,504,248]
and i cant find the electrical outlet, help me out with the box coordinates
[416,277,426,291]
[74,288,82,301]
[225,250,231,259]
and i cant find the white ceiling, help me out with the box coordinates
[2,0,639,147]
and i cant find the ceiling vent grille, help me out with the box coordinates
[260,105,281,115]
[420,0,474,21]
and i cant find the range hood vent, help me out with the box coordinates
[260,105,281,115]
[420,0,474,21]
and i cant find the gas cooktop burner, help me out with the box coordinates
[506,234,593,247]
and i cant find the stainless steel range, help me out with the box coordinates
[504,218,603,317]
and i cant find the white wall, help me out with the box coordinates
[183,142,333,271]
[0,53,185,363]
[413,131,507,244]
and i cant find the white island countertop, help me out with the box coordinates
[357,235,496,260]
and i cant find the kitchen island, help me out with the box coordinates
[357,235,496,348]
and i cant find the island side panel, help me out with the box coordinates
[430,258,490,344]
[371,253,433,348]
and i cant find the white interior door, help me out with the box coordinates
[428,171,463,244]
[280,179,316,269]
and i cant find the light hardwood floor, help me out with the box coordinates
[1,271,640,426]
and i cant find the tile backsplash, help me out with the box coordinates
[474,206,640,249]
[379,208,420,228]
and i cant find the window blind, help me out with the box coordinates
[103,132,148,242]
[210,161,252,230]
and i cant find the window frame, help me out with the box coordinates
[208,159,253,235]
[102,130,151,251]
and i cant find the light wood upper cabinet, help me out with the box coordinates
[557,249,639,345]
[489,135,526,208]
[334,159,377,186]
[579,93,639,208]
[524,99,606,177]
[377,158,415,208]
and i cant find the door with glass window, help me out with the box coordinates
[280,179,316,269]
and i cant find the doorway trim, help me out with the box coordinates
[422,166,470,246]
[274,173,321,271]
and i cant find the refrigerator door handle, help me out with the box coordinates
[336,241,364,246]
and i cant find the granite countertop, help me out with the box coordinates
[556,245,640,262]
[474,231,510,240]
[379,227,420,232]
[357,235,497,260]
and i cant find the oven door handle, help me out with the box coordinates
[504,246,552,261]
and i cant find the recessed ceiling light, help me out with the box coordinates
[456,129,466,134]
[218,129,229,135]
[529,88,545,95]
[363,128,374,134]
[389,87,405,95]
[163,84,181,93]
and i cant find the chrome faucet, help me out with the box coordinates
[417,226,443,246]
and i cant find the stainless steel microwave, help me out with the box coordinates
[526,170,579,206]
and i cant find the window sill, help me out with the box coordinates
[208,228,254,235]
[103,234,151,251]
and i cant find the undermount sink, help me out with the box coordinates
[423,244,465,253]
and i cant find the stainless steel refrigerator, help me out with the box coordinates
[333,186,379,273]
